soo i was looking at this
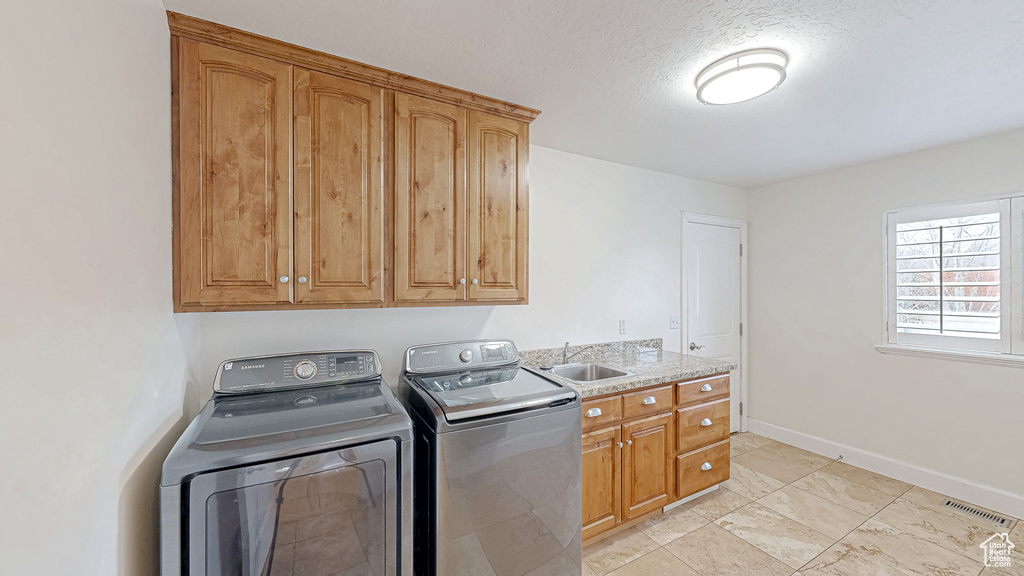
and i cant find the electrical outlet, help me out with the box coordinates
[619,320,627,334]
[669,315,680,329]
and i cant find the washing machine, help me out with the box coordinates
[399,340,583,576]
[160,350,412,576]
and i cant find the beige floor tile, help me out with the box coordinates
[800,539,915,576]
[524,551,584,576]
[685,486,752,522]
[820,462,913,498]
[757,484,869,540]
[875,496,1007,559]
[732,444,827,484]
[759,442,834,470]
[804,519,982,576]
[635,506,708,546]
[722,462,787,501]
[663,523,793,576]
[583,527,660,576]
[730,432,775,457]
[901,486,1018,529]
[582,561,599,576]
[605,548,701,576]
[716,502,835,569]
[790,470,897,516]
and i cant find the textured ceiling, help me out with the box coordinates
[161,0,1024,188]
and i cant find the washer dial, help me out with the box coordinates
[294,360,317,380]
[459,349,474,363]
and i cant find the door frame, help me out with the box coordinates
[681,212,749,432]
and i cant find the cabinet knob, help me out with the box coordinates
[700,384,713,392]
[472,279,478,285]
[701,462,713,471]
[617,442,623,448]
[626,439,633,445]
[585,408,603,418]
[641,396,657,405]
[460,278,466,285]
[298,276,307,284]
[700,418,713,427]
[279,276,289,283]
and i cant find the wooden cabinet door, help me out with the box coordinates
[466,111,528,301]
[393,93,467,302]
[176,39,293,307]
[582,426,621,540]
[293,69,384,304]
[622,413,674,521]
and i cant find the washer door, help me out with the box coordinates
[188,441,397,576]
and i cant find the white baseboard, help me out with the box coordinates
[664,484,719,512]
[746,418,1024,520]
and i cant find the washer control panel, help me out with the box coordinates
[404,340,518,374]
[214,350,380,394]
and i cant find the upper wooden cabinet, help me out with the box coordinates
[393,93,467,303]
[467,112,529,302]
[293,68,384,305]
[175,39,293,307]
[392,98,530,304]
[169,13,538,311]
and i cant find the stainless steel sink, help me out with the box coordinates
[543,363,633,382]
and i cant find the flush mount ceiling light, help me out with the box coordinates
[696,48,788,105]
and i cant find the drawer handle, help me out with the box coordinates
[700,384,713,392]
[585,408,603,418]
[701,462,713,471]
[641,396,657,405]
[700,418,713,427]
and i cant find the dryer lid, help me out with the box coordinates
[196,381,391,445]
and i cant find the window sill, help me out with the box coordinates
[875,344,1024,367]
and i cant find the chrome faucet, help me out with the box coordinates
[563,342,594,364]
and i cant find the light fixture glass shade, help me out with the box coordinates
[696,49,788,105]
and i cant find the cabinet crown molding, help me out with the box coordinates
[166,11,541,123]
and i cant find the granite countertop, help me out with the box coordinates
[519,339,736,399]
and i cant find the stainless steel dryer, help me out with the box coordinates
[399,340,583,576]
[161,350,412,576]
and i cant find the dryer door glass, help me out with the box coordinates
[189,444,396,576]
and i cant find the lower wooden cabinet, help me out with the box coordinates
[582,426,621,541]
[581,373,731,542]
[677,439,731,496]
[622,413,674,521]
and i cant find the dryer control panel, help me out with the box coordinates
[213,350,380,395]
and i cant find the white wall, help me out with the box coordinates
[0,1,201,575]
[748,128,1024,500]
[196,146,747,389]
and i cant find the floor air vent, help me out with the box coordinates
[942,499,1013,528]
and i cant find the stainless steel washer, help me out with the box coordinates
[161,350,413,576]
[398,340,582,576]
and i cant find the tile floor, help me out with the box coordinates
[582,433,1021,576]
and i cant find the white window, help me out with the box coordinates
[885,196,1024,356]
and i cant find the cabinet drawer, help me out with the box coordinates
[676,374,729,407]
[676,399,730,454]
[676,440,730,499]
[581,396,622,429]
[622,386,673,419]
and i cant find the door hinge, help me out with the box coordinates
[739,323,743,336]
[740,402,744,416]
[739,243,743,257]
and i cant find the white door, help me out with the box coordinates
[683,215,744,432]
